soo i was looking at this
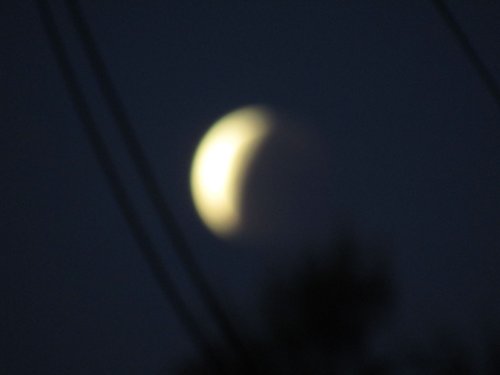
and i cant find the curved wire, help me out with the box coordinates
[431,0,500,110]
[35,1,226,372]
[63,0,255,370]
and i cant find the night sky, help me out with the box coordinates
[2,1,500,374]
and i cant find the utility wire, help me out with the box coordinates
[63,0,255,370]
[431,0,500,110]
[35,1,225,372]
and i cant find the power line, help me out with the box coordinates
[63,0,255,370]
[431,0,500,110]
[35,1,225,372]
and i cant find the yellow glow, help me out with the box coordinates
[190,107,273,237]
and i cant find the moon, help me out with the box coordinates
[190,105,333,246]
[190,106,275,238]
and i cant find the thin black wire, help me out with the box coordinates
[431,0,500,110]
[35,1,225,372]
[63,0,255,370]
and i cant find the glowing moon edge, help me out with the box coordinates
[190,106,274,238]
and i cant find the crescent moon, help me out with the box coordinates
[190,106,274,238]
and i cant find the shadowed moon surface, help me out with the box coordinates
[191,106,333,248]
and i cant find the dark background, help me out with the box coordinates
[1,1,499,373]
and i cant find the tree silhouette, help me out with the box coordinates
[169,235,499,374]
[171,235,392,374]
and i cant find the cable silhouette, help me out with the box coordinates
[35,1,226,372]
[62,0,255,370]
[431,0,500,110]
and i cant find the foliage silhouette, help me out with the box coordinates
[168,235,499,374]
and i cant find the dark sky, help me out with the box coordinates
[2,1,499,374]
